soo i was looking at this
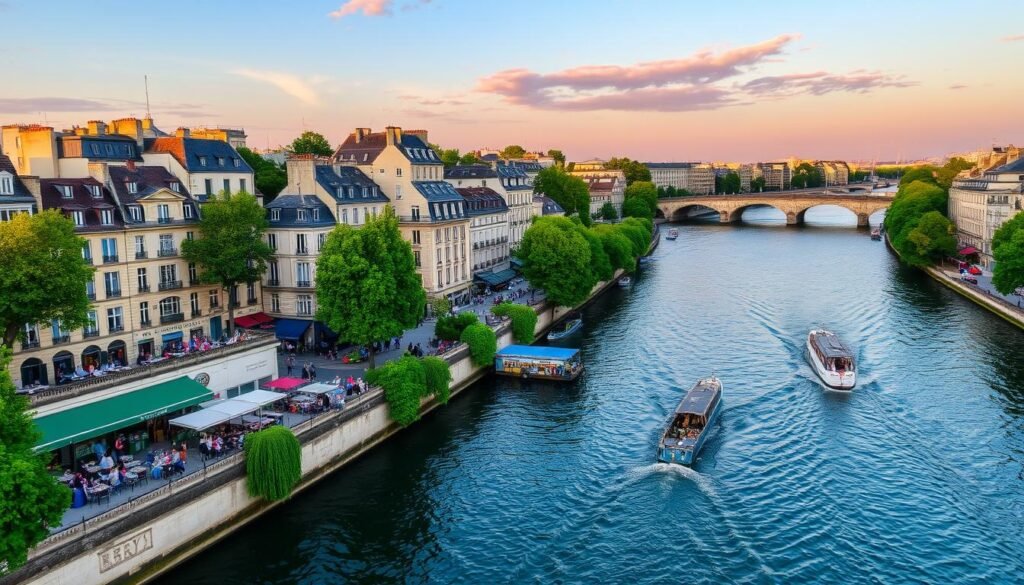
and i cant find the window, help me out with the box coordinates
[0,173,14,195]
[183,204,194,219]
[395,184,402,200]
[271,294,280,313]
[267,233,277,250]
[317,233,326,251]
[71,211,85,226]
[342,209,348,224]
[217,157,225,167]
[84,311,98,336]
[126,181,137,194]
[157,204,170,223]
[190,292,200,314]
[159,234,174,255]
[107,307,123,332]
[234,158,241,168]
[86,280,95,299]
[204,178,213,194]
[297,209,306,222]
[271,208,280,222]
[137,268,148,290]
[352,208,359,224]
[186,231,194,241]
[296,262,311,286]
[412,230,421,244]
[128,206,142,222]
[160,264,177,285]
[100,209,113,225]
[139,301,150,324]
[296,295,313,316]
[312,208,319,221]
[223,179,230,194]
[82,242,92,263]
[411,205,419,221]
[59,185,73,198]
[188,263,198,283]
[169,181,180,193]
[159,296,182,317]
[104,271,120,296]
[51,319,66,341]
[247,282,256,302]
[268,260,279,282]
[240,178,247,193]
[199,156,207,167]
[296,233,308,254]
[414,250,421,267]
[361,187,368,198]
[396,168,402,177]
[88,184,101,198]
[209,289,219,308]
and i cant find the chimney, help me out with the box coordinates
[354,127,371,144]
[73,125,88,136]
[175,127,190,138]
[285,155,317,196]
[112,117,144,148]
[385,126,402,146]
[87,120,107,135]
[21,176,42,212]
[87,162,111,189]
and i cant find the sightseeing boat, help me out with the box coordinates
[666,228,679,240]
[657,376,723,466]
[870,227,882,240]
[618,276,632,288]
[547,317,583,341]
[806,329,857,390]
[495,345,583,381]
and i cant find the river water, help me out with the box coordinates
[164,207,1024,584]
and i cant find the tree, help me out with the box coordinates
[605,157,651,185]
[791,163,822,189]
[366,355,427,426]
[181,192,273,337]
[599,202,618,221]
[491,303,538,344]
[460,322,497,366]
[622,196,654,220]
[721,171,741,194]
[518,216,595,307]
[435,312,478,341]
[592,224,636,273]
[546,149,566,167]
[459,152,481,166]
[624,181,658,216]
[578,224,614,282]
[0,348,70,572]
[899,166,938,187]
[936,157,974,190]
[885,180,951,266]
[289,131,333,157]
[751,177,766,192]
[429,296,451,318]
[992,213,1024,295]
[237,146,288,201]
[244,426,302,501]
[533,166,592,225]
[440,149,461,168]
[0,211,94,347]
[904,211,957,266]
[499,145,526,159]
[315,207,425,368]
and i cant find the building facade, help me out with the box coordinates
[0,153,35,219]
[456,187,510,276]
[645,162,715,194]
[948,158,1024,268]
[814,161,850,186]
[496,162,535,247]
[143,131,255,201]
[334,127,471,303]
[755,162,792,191]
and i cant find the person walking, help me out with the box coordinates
[286,356,294,376]
[310,363,317,382]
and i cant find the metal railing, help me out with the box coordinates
[160,312,184,324]
[158,280,182,291]
[103,255,119,263]
[157,247,178,257]
[106,288,122,299]
[135,251,148,259]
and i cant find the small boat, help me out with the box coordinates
[638,256,654,265]
[870,227,882,240]
[666,228,679,240]
[806,329,857,390]
[658,376,722,466]
[618,276,632,287]
[547,317,583,341]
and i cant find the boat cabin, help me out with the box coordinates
[809,331,855,373]
[495,345,583,381]
[665,381,720,447]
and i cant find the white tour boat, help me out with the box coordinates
[806,328,857,390]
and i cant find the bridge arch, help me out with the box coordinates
[668,203,721,222]
[795,203,860,226]
[725,202,789,224]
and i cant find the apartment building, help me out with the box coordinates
[143,130,255,201]
[496,162,535,246]
[533,195,565,217]
[583,176,624,215]
[948,157,1024,268]
[645,162,715,195]
[814,161,850,186]
[457,187,511,284]
[334,127,472,303]
[0,153,35,219]
[188,127,247,149]
[755,162,792,191]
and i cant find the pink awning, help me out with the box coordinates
[958,246,979,256]
[264,377,306,391]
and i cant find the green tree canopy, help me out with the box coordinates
[181,192,273,335]
[546,149,566,166]
[0,211,95,347]
[519,216,595,307]
[618,218,654,257]
[591,224,637,273]
[751,176,766,192]
[622,196,655,220]
[899,166,938,187]
[599,202,618,221]
[237,146,288,201]
[624,181,658,215]
[315,207,425,367]
[366,355,427,426]
[244,426,302,501]
[435,312,478,341]
[460,322,498,366]
[0,349,70,572]
[605,157,652,185]
[936,157,974,190]
[491,302,538,344]
[289,131,333,157]
[791,163,822,189]
[903,211,957,266]
[533,166,592,225]
[500,145,526,159]
[578,224,614,282]
[992,213,1024,295]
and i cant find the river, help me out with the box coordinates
[163,206,1024,584]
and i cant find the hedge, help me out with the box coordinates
[367,355,453,425]
[491,302,538,343]
[460,322,498,366]
[244,426,302,501]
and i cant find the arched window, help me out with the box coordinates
[20,358,47,387]
[81,345,102,370]
[107,340,127,367]
[160,296,182,317]
[52,351,75,380]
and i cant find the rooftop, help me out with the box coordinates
[145,137,252,174]
[315,165,390,204]
[445,164,497,179]
[334,128,441,166]
[40,178,124,230]
[266,195,336,226]
[108,166,198,221]
[0,153,34,204]
[456,187,509,216]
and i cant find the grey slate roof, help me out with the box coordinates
[534,195,564,215]
[59,134,142,162]
[315,165,390,204]
[0,154,35,205]
[145,137,252,173]
[645,162,701,169]
[334,130,442,166]
[445,164,497,179]
[266,195,336,226]
[455,187,508,217]
[412,181,467,221]
[40,178,124,231]
[497,162,532,190]
[992,157,1024,174]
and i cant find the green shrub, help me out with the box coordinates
[460,322,498,366]
[435,312,479,341]
[422,356,453,404]
[244,426,302,501]
[366,355,427,426]
[492,302,538,343]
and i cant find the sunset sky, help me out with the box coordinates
[1,0,1022,162]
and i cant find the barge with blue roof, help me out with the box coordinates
[494,345,583,381]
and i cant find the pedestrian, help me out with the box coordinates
[310,363,317,381]
[286,356,294,376]
[302,363,310,380]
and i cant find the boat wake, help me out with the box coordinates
[628,463,715,494]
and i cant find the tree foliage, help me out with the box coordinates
[605,157,651,185]
[533,166,592,225]
[460,322,497,366]
[0,211,95,347]
[519,216,595,307]
[624,181,658,215]
[715,171,741,194]
[622,196,654,220]
[181,191,272,335]
[237,146,287,201]
[244,426,302,502]
[751,176,766,192]
[315,207,425,367]
[791,163,823,189]
[599,202,618,221]
[992,213,1024,295]
[435,312,478,341]
[546,149,566,167]
[904,211,957,266]
[500,145,526,159]
[591,224,637,273]
[422,356,453,405]
[367,355,427,427]
[491,302,538,344]
[289,131,333,157]
[579,224,614,282]
[0,349,70,572]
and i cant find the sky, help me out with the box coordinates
[1,0,1022,162]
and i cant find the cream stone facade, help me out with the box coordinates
[948,158,1024,268]
[645,162,715,195]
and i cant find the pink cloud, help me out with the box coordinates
[328,0,392,19]
[949,84,968,90]
[477,34,799,110]
[1000,34,1024,42]
[742,71,916,96]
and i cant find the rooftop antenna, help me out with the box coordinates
[144,75,152,119]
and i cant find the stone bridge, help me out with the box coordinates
[656,190,895,226]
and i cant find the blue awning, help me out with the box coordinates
[315,322,338,339]
[474,268,517,287]
[275,318,311,341]
[161,332,183,343]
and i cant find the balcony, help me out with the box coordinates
[139,319,152,328]
[158,247,178,258]
[157,217,173,224]
[191,309,202,318]
[106,288,122,299]
[86,292,96,301]
[295,248,309,256]
[210,301,220,309]
[247,298,258,306]
[22,340,40,350]
[296,280,312,288]
[103,255,119,264]
[158,280,183,291]
[135,251,148,259]
[160,312,184,324]
[138,284,150,293]
[109,325,124,333]
[83,329,100,338]
[52,335,70,345]
[266,278,280,287]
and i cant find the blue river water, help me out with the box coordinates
[163,206,1024,584]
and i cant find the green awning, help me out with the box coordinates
[33,376,214,452]
[474,268,518,287]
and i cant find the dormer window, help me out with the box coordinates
[90,144,100,155]
[371,187,377,197]
[233,158,240,168]
[348,187,355,198]
[0,172,13,195]
[71,211,85,226]
[100,209,113,225]
[216,157,224,166]
[169,181,180,192]
[126,181,137,194]
[183,204,194,219]
[87,184,101,198]
[58,185,73,198]
[312,208,319,221]
[297,209,307,221]
[199,156,207,167]
[128,206,142,222]
[362,187,368,198]
[337,187,343,198]
[270,208,280,222]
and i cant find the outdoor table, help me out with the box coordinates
[84,464,101,476]
[88,484,110,505]
[129,465,148,475]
